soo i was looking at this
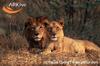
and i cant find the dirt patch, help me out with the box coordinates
[0,32,99,66]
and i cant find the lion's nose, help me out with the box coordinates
[52,33,56,36]
[35,33,39,36]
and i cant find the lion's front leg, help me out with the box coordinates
[41,43,54,55]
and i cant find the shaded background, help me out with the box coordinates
[0,0,100,46]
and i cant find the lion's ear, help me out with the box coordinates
[25,17,33,28]
[40,16,48,21]
[58,18,64,27]
[40,16,49,27]
[27,17,33,23]
[59,21,64,27]
[28,17,36,23]
[37,16,48,22]
[43,19,49,27]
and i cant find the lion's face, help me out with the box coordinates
[25,18,46,41]
[47,21,64,41]
[29,24,45,41]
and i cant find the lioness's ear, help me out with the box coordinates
[58,18,64,27]
[59,21,64,27]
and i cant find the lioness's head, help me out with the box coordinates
[25,17,48,41]
[46,18,64,41]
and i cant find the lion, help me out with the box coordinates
[63,37,100,54]
[42,18,100,55]
[41,18,65,54]
[24,16,49,52]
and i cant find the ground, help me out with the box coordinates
[0,32,99,66]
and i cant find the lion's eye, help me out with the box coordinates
[57,27,59,29]
[40,26,43,28]
[39,26,44,30]
[56,27,60,30]
[31,27,35,30]
[31,28,34,30]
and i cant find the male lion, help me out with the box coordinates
[43,18,100,55]
[24,16,49,52]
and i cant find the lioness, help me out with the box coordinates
[42,18,65,54]
[43,18,100,55]
[24,16,49,52]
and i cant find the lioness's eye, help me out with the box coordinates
[57,27,59,29]
[56,27,60,30]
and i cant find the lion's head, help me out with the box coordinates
[46,18,64,41]
[25,17,48,41]
[24,16,49,49]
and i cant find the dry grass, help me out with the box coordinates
[0,32,99,66]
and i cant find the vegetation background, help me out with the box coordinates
[0,0,100,46]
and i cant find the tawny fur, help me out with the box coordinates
[63,37,100,54]
[43,19,100,55]
[24,16,49,51]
